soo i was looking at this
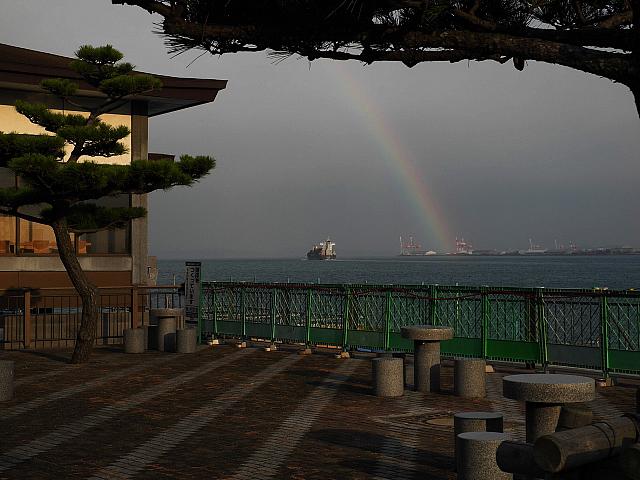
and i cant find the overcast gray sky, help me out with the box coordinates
[1,0,639,258]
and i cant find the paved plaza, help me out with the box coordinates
[0,345,637,479]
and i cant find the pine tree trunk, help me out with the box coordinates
[51,219,99,364]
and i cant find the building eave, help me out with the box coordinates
[0,43,227,116]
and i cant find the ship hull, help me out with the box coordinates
[307,251,336,260]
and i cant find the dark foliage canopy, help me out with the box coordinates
[113,0,640,112]
[0,45,214,233]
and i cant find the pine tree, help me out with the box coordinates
[0,45,215,363]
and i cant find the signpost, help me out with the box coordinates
[185,261,201,327]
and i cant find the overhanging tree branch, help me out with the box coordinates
[112,0,640,114]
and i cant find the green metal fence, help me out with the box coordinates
[200,282,640,378]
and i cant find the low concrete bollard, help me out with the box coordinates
[124,328,145,354]
[454,412,504,466]
[0,360,14,402]
[177,328,197,354]
[157,316,177,352]
[454,358,486,398]
[372,357,404,397]
[457,431,512,480]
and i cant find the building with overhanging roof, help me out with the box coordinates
[0,43,227,290]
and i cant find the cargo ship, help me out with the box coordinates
[307,237,336,260]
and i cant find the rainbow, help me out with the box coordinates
[329,63,453,252]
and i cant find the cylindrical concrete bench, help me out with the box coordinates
[454,412,504,466]
[456,431,511,480]
[372,357,404,397]
[177,328,197,354]
[454,358,486,398]
[503,374,595,443]
[533,416,638,473]
[124,328,145,354]
[400,325,454,393]
[157,316,177,352]
[0,360,14,402]
[496,440,546,478]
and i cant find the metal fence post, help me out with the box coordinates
[600,294,610,379]
[240,286,246,339]
[305,288,312,345]
[481,287,489,359]
[536,288,549,371]
[384,290,391,351]
[342,286,350,350]
[429,284,438,325]
[270,288,276,343]
[23,289,31,349]
[212,286,218,338]
[131,287,139,328]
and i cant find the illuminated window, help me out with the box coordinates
[0,168,16,254]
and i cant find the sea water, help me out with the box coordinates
[157,256,640,290]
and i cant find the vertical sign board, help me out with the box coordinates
[185,261,201,326]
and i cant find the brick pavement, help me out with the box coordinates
[0,346,637,480]
[229,360,358,480]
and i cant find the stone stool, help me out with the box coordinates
[0,360,14,402]
[157,315,177,352]
[454,358,486,398]
[556,403,593,431]
[454,412,504,466]
[400,325,454,392]
[177,327,197,354]
[502,374,595,443]
[457,431,512,480]
[377,351,410,388]
[124,328,145,354]
[372,357,404,397]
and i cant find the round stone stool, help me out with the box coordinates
[454,412,504,466]
[400,325,453,393]
[157,316,177,352]
[454,358,486,398]
[177,328,197,354]
[124,328,145,354]
[556,403,593,431]
[502,374,595,443]
[372,357,404,397]
[0,360,15,402]
[457,431,512,480]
